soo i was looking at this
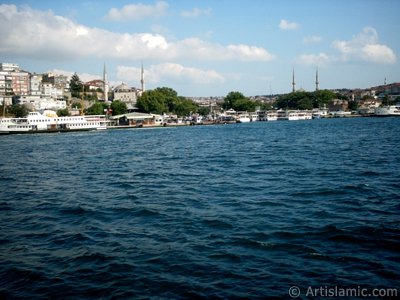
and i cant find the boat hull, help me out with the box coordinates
[0,127,99,135]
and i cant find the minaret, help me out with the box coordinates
[292,68,296,93]
[103,63,109,102]
[315,67,319,91]
[140,63,145,93]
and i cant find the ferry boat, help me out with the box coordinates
[250,112,259,122]
[236,113,251,123]
[296,110,313,120]
[266,111,278,121]
[312,107,329,119]
[374,105,400,117]
[276,110,312,121]
[0,110,107,134]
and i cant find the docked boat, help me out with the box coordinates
[312,107,329,119]
[250,112,259,122]
[236,113,251,123]
[374,105,400,116]
[0,110,107,134]
[297,110,313,120]
[276,110,312,121]
[277,110,288,121]
[266,111,278,121]
[287,111,300,121]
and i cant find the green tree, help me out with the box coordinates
[70,73,82,98]
[276,90,338,110]
[137,90,168,114]
[57,108,69,116]
[348,101,358,111]
[155,87,178,112]
[110,100,127,116]
[71,102,82,109]
[8,104,29,117]
[137,87,199,116]
[382,94,393,106]
[198,106,211,116]
[87,102,108,115]
[223,91,246,110]
[174,97,199,116]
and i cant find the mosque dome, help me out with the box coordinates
[113,83,132,92]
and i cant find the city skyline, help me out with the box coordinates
[1,0,399,96]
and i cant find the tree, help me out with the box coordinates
[137,87,199,116]
[223,91,246,110]
[57,108,69,116]
[110,100,127,116]
[222,91,259,111]
[198,106,211,116]
[8,104,29,117]
[348,101,358,111]
[70,73,82,98]
[174,97,199,116]
[276,90,338,110]
[87,102,108,115]
[137,90,168,114]
[71,102,82,109]
[381,95,395,106]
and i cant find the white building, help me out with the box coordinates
[30,74,43,96]
[17,95,66,111]
[0,63,19,72]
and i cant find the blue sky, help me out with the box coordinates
[1,0,399,96]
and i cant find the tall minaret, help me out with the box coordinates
[140,63,145,93]
[315,67,319,91]
[292,68,296,93]
[103,63,109,102]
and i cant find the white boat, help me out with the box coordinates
[237,113,251,123]
[374,105,400,116]
[312,107,328,119]
[297,110,313,120]
[287,111,300,121]
[277,110,312,121]
[266,111,278,121]
[0,111,107,134]
[277,110,288,121]
[250,112,259,122]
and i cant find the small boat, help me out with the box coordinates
[236,113,251,123]
[374,105,400,117]
[266,111,278,121]
[0,111,107,134]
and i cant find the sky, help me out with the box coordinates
[0,0,399,96]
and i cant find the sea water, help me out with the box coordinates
[0,118,399,299]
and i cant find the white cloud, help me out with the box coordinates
[298,53,330,65]
[117,63,225,85]
[181,7,211,18]
[106,1,168,22]
[332,27,396,64]
[303,35,322,44]
[279,19,300,30]
[0,4,274,63]
[361,44,396,64]
[175,38,275,61]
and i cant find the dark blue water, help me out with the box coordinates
[0,118,399,299]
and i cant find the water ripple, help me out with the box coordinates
[0,118,399,298]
